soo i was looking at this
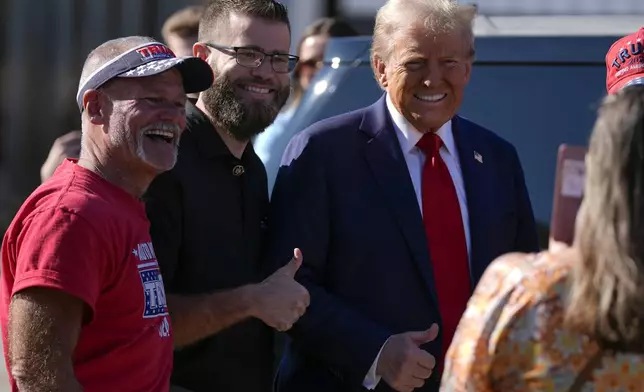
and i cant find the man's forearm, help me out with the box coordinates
[12,361,82,392]
[9,288,85,392]
[168,284,259,348]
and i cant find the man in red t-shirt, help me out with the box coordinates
[0,36,212,391]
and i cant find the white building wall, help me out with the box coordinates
[340,0,644,16]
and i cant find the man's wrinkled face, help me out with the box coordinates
[375,27,473,132]
[102,69,187,173]
[198,12,292,141]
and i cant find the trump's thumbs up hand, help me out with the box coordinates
[376,324,440,392]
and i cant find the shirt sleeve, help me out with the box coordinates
[11,208,109,321]
[440,253,537,392]
[362,338,389,389]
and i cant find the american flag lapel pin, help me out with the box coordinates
[474,151,483,163]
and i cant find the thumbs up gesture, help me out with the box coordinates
[278,248,303,277]
[252,248,310,331]
[376,324,440,392]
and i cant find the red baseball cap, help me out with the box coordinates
[605,27,644,95]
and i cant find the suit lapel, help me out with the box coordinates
[360,96,439,307]
[452,116,493,286]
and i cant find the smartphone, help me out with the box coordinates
[549,144,588,246]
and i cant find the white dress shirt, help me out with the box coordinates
[362,94,471,389]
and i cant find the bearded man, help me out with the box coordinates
[143,1,309,392]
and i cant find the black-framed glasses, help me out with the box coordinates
[204,43,299,73]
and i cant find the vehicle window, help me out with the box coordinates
[292,65,383,127]
[461,64,604,224]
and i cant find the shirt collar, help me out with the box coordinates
[385,93,456,156]
[186,101,257,161]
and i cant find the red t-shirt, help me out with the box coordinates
[0,160,173,391]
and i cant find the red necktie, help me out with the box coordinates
[416,132,471,364]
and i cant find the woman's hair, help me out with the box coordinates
[289,17,358,108]
[566,85,644,351]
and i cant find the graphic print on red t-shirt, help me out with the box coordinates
[132,241,171,337]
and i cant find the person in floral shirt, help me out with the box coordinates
[441,83,644,391]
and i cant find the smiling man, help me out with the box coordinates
[144,1,309,392]
[266,0,539,391]
[1,36,212,392]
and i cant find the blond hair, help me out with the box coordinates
[566,85,644,351]
[371,0,476,67]
[161,5,203,42]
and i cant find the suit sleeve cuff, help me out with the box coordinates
[362,337,389,389]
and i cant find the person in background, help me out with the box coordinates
[441,28,644,392]
[39,5,204,183]
[267,0,539,391]
[0,36,212,392]
[254,17,359,195]
[144,1,309,391]
[40,129,81,182]
[162,4,204,104]
[161,5,204,58]
[287,17,359,112]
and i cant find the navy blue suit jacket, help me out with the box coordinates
[266,95,539,392]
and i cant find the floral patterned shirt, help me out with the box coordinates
[440,251,644,391]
